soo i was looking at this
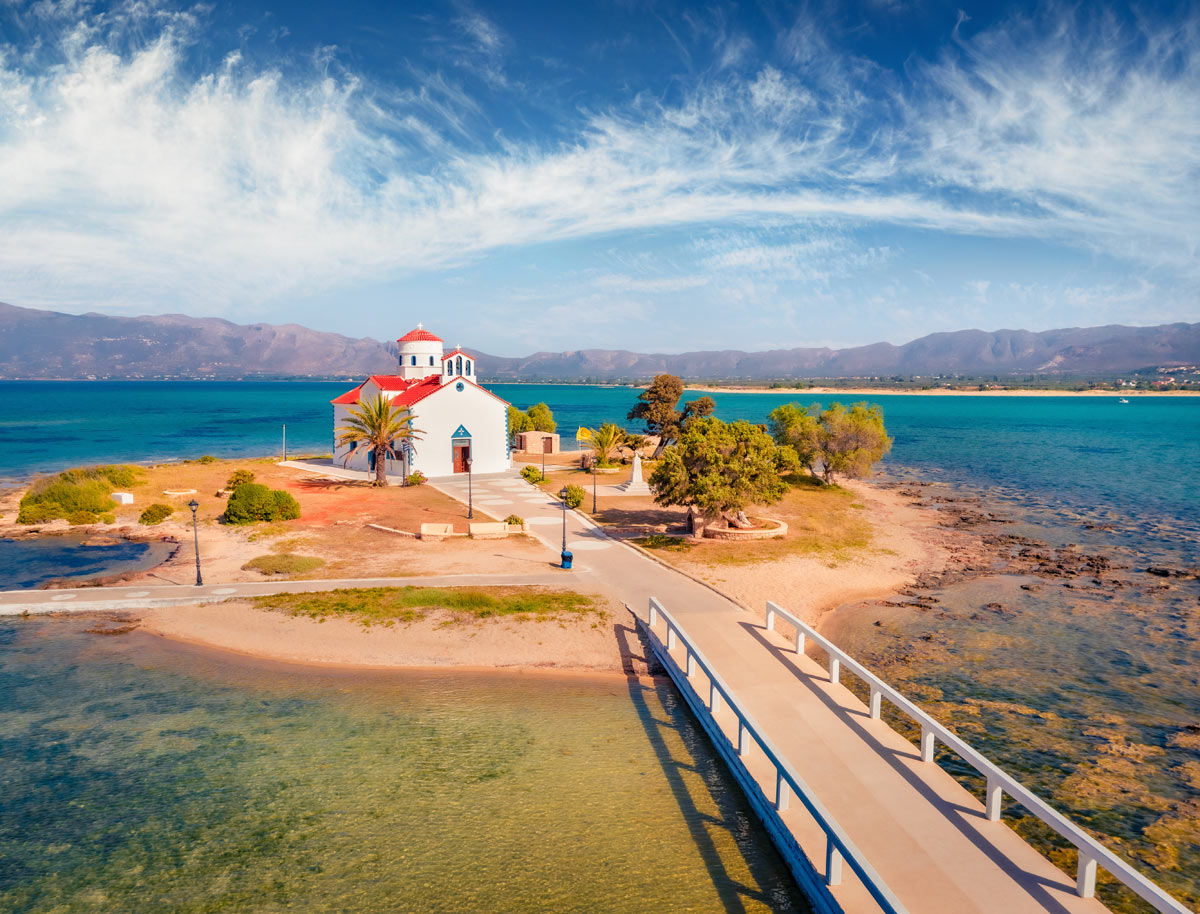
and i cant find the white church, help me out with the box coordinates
[330,325,511,479]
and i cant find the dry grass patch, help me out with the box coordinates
[242,554,326,576]
[252,586,603,627]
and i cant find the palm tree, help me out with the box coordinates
[335,394,424,487]
[590,423,625,467]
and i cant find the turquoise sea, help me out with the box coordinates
[1,381,1198,909]
[2,380,1197,557]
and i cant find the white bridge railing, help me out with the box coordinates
[765,600,1190,914]
[643,598,909,914]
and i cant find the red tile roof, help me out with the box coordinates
[397,327,443,343]
[441,348,465,360]
[330,382,364,404]
[330,375,442,408]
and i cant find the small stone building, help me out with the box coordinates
[515,431,560,454]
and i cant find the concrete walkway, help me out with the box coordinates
[432,470,1112,914]
[0,572,583,615]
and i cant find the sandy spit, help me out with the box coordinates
[139,600,640,677]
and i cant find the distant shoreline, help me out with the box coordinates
[685,386,1200,397]
[2,377,1196,396]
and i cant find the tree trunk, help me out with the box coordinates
[374,447,387,487]
[652,436,670,458]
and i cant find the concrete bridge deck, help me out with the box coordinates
[432,471,1152,914]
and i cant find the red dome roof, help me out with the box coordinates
[397,326,443,343]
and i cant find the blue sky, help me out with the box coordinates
[0,0,1196,355]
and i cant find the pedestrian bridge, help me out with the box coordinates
[639,598,1189,914]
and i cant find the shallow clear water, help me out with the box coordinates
[0,617,810,913]
[0,535,176,590]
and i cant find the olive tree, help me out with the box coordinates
[628,374,716,457]
[767,401,892,484]
[649,417,797,526]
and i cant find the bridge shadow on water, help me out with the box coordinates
[613,620,813,914]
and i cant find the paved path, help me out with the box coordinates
[433,470,1112,914]
[0,572,582,615]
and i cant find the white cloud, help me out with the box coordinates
[0,3,1196,331]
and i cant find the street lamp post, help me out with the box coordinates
[592,461,597,514]
[558,486,573,570]
[188,499,203,586]
[467,457,474,520]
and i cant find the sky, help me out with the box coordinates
[0,0,1197,355]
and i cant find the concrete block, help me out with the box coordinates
[112,492,134,505]
[469,522,508,539]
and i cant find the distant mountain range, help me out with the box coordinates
[1,301,1197,382]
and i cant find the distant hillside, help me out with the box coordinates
[480,324,1200,381]
[1,301,1197,381]
[0,302,397,379]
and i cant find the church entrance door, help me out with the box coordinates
[452,442,471,473]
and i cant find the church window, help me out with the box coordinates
[456,355,462,374]
[429,356,435,366]
[465,360,472,376]
[410,355,416,366]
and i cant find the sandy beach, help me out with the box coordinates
[137,597,639,676]
[8,455,979,674]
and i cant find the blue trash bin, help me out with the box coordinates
[560,550,573,569]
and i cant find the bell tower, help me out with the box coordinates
[395,324,444,380]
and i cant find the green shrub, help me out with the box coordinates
[139,503,175,525]
[67,510,98,525]
[17,501,64,524]
[100,513,116,524]
[197,455,217,464]
[16,464,141,524]
[503,514,524,525]
[561,484,586,509]
[222,484,301,524]
[406,470,427,486]
[520,465,546,484]
[226,469,256,490]
[241,554,325,576]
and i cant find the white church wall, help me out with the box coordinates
[410,382,509,478]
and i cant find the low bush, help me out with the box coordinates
[226,469,256,490]
[222,483,301,524]
[68,510,98,525]
[100,513,116,524]
[561,484,586,509]
[17,464,141,524]
[520,465,546,484]
[17,501,64,524]
[503,514,524,525]
[406,470,427,486]
[139,503,175,525]
[241,554,325,576]
[197,455,217,464]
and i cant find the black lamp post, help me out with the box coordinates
[558,486,573,569]
[592,460,597,514]
[188,499,203,586]
[467,456,474,520]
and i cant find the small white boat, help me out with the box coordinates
[1118,398,1130,403]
